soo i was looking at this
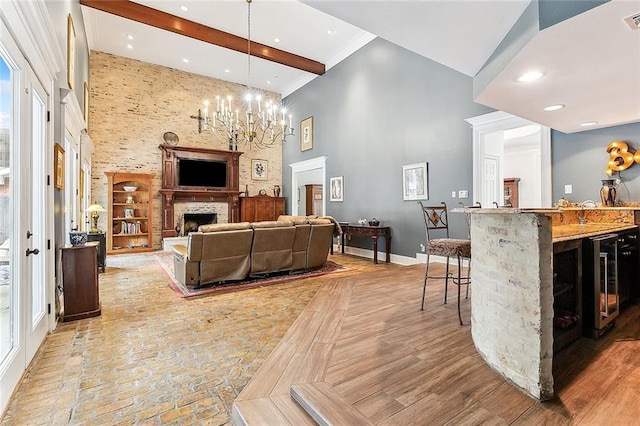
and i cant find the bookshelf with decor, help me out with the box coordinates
[106,172,154,254]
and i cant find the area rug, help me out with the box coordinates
[154,252,346,298]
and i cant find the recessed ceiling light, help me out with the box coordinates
[127,44,133,49]
[180,5,188,11]
[327,29,334,35]
[127,35,133,40]
[274,38,280,43]
[224,69,230,73]
[182,58,189,63]
[517,71,544,82]
[544,104,564,111]
[580,121,597,127]
[266,81,271,85]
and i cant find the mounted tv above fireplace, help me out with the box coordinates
[177,158,227,188]
[159,144,242,192]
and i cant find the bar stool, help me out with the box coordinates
[418,201,471,325]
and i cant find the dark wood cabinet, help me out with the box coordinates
[553,239,582,352]
[305,184,323,216]
[87,232,106,273]
[240,196,286,222]
[61,243,101,322]
[504,177,520,207]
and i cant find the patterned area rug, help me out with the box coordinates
[154,251,346,298]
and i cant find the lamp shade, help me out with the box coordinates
[87,203,106,212]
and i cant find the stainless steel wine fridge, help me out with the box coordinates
[584,234,619,338]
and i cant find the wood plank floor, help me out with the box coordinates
[233,260,640,425]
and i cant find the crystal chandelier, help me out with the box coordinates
[192,0,294,150]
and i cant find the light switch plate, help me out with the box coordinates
[452,191,456,198]
[458,190,469,199]
[564,184,573,194]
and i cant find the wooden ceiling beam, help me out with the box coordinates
[79,0,325,75]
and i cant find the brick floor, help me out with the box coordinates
[1,252,368,425]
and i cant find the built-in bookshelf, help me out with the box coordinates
[105,172,154,254]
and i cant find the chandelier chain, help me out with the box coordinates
[247,0,252,95]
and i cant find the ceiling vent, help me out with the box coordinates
[623,12,640,30]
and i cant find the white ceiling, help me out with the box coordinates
[81,0,640,134]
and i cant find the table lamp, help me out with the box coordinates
[86,203,106,233]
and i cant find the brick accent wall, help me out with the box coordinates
[89,51,283,248]
[470,212,554,401]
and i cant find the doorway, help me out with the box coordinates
[466,111,551,208]
[289,156,327,216]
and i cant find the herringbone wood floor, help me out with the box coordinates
[234,261,640,425]
[1,252,639,425]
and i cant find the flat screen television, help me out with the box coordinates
[177,158,227,188]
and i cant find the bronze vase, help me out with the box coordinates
[600,179,617,207]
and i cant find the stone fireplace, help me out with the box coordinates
[180,213,217,235]
[174,202,228,236]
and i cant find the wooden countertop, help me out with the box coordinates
[552,223,638,243]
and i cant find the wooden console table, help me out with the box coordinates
[341,224,391,264]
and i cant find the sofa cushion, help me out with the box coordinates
[196,228,254,284]
[277,215,309,225]
[291,224,311,271]
[250,224,296,275]
[198,222,252,232]
[251,220,293,228]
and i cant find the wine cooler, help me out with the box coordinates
[583,234,619,338]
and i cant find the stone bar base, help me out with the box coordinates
[470,211,554,401]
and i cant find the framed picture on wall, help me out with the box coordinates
[330,176,343,202]
[54,143,65,190]
[67,14,76,90]
[402,162,428,201]
[251,159,268,180]
[300,116,313,151]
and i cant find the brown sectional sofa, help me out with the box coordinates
[171,216,340,288]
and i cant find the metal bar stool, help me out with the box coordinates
[418,201,472,325]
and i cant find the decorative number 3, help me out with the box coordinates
[606,141,640,176]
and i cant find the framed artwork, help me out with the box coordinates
[83,81,89,126]
[300,116,313,151]
[67,14,76,90]
[54,143,65,190]
[251,159,268,180]
[402,162,428,201]
[329,176,343,202]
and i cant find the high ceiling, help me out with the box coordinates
[81,0,640,134]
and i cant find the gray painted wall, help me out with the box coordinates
[552,122,640,204]
[284,38,493,258]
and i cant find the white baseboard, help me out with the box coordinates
[332,244,421,266]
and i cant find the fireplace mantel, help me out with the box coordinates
[159,145,243,238]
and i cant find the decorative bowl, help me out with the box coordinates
[69,231,87,246]
[123,186,137,192]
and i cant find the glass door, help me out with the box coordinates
[0,22,24,413]
[596,235,619,328]
[25,65,47,360]
[0,21,48,412]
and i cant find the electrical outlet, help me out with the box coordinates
[564,184,572,194]
[419,244,426,252]
[451,191,456,198]
[458,190,469,199]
